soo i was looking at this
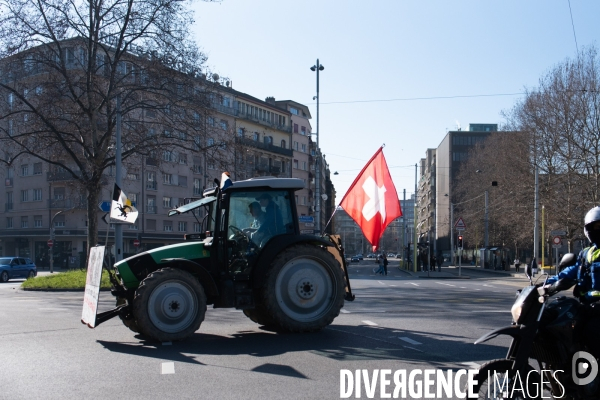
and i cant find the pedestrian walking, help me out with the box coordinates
[531,258,538,276]
[437,253,443,272]
[514,257,521,273]
[382,253,389,275]
[373,254,385,275]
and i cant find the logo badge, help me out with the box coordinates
[572,351,598,385]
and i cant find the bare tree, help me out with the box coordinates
[0,0,227,254]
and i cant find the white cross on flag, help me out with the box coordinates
[340,147,402,251]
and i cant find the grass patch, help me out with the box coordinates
[21,269,112,290]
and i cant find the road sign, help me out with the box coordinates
[304,223,315,228]
[553,236,562,245]
[299,216,314,223]
[133,239,140,247]
[454,217,466,231]
[551,230,567,236]
[98,201,111,212]
[300,229,315,234]
[47,239,53,248]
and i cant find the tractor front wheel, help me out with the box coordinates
[262,244,345,332]
[133,268,206,342]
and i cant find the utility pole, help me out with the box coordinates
[115,95,123,263]
[310,60,324,234]
[534,166,539,271]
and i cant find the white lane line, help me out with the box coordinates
[435,282,456,287]
[161,362,175,374]
[362,320,378,326]
[390,285,397,287]
[377,281,386,285]
[462,362,481,369]
[482,284,495,288]
[340,309,350,314]
[406,282,420,287]
[399,337,422,345]
[460,287,467,289]
[38,308,69,311]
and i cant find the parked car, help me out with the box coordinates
[366,253,376,258]
[387,253,397,258]
[350,255,362,263]
[355,254,364,260]
[0,257,37,282]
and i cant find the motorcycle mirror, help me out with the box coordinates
[558,253,576,272]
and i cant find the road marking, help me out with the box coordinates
[362,320,378,326]
[340,309,350,314]
[406,282,420,287]
[399,337,422,345]
[38,308,69,311]
[390,285,397,287]
[435,282,456,287]
[161,362,175,374]
[378,281,386,285]
[403,346,424,353]
[229,310,243,312]
[482,284,495,288]
[460,287,467,289]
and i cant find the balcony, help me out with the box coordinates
[235,137,293,157]
[237,112,292,133]
[47,171,81,181]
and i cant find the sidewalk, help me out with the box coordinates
[395,263,532,280]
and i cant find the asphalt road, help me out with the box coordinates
[0,264,529,400]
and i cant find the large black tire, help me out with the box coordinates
[1,270,9,282]
[132,268,206,342]
[243,302,276,327]
[116,297,139,333]
[261,244,345,332]
[467,359,540,399]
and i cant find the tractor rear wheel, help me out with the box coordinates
[243,302,276,327]
[133,268,206,342]
[261,244,345,332]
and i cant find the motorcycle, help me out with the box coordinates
[468,254,600,399]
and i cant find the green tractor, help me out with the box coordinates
[97,175,354,342]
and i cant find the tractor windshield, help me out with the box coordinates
[227,190,294,248]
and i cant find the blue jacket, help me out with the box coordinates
[547,246,600,302]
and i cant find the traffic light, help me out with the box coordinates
[457,235,463,249]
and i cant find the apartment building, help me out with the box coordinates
[0,41,335,268]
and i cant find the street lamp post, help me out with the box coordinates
[310,60,324,234]
[49,208,71,273]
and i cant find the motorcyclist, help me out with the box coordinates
[546,206,600,367]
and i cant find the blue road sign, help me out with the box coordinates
[299,216,314,223]
[98,201,112,212]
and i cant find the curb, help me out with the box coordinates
[21,288,111,292]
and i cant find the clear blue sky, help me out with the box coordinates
[191,0,599,202]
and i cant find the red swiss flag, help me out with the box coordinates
[340,147,402,251]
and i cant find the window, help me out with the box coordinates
[194,222,201,232]
[192,156,202,174]
[293,141,299,151]
[6,217,12,228]
[293,160,299,169]
[163,197,172,208]
[290,107,299,115]
[33,163,42,175]
[129,224,138,230]
[301,126,306,136]
[163,221,173,231]
[178,222,187,232]
[264,136,273,145]
[163,130,172,138]
[21,216,28,228]
[207,138,214,146]
[163,150,172,162]
[207,160,216,170]
[294,123,298,133]
[127,172,140,180]
[34,215,42,228]
[219,120,227,130]
[146,172,157,190]
[208,117,214,126]
[178,153,187,164]
[33,189,42,201]
[281,140,286,148]
[147,196,156,214]
[237,127,244,137]
[178,176,187,187]
[253,132,259,141]
[129,193,137,205]
[21,165,29,176]
[6,192,12,210]
[301,143,307,153]
[21,190,29,202]
[54,215,65,227]
[194,178,201,195]
[302,161,307,171]
[301,196,306,205]
[163,173,173,185]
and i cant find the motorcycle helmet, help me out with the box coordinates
[584,206,600,245]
